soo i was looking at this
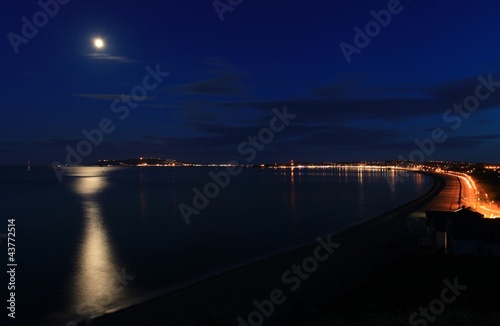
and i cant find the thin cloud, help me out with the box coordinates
[73,93,122,101]
[179,74,243,96]
[74,93,158,101]
[201,73,500,124]
[176,59,246,96]
[84,53,138,63]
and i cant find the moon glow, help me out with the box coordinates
[94,38,104,49]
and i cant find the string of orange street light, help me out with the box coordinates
[442,171,500,218]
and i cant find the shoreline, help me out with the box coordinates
[85,171,449,326]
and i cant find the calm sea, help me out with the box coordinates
[0,166,432,325]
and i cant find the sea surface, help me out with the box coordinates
[0,166,433,325]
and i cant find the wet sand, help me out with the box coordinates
[88,173,460,326]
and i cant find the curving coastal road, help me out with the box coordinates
[440,171,500,218]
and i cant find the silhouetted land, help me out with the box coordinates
[473,170,500,203]
[294,256,500,326]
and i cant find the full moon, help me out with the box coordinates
[93,38,104,49]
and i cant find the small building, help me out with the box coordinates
[425,207,485,255]
[425,211,450,252]
[447,217,500,257]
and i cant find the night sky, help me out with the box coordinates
[2,0,500,165]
